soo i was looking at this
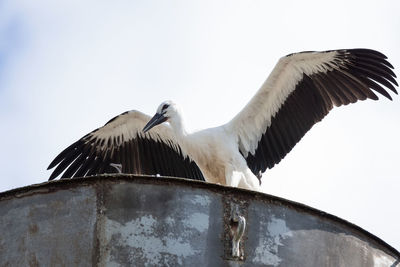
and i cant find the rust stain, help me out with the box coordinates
[28,252,39,267]
[29,224,38,235]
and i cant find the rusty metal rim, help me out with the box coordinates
[1,174,399,258]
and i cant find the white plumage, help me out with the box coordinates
[48,48,397,191]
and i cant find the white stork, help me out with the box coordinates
[47,49,397,191]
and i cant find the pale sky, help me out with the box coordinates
[1,0,399,251]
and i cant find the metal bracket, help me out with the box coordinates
[230,205,246,259]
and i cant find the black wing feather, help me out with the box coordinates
[48,112,205,181]
[246,49,397,176]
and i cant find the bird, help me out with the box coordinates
[47,48,397,191]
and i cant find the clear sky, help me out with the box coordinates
[1,0,399,251]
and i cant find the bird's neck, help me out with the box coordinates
[169,113,190,141]
[169,110,198,157]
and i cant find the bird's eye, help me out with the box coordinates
[161,104,170,111]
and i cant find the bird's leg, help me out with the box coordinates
[110,163,123,173]
[238,170,261,191]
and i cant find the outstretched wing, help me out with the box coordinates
[227,48,397,176]
[47,110,205,181]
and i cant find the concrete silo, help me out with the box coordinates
[0,175,399,266]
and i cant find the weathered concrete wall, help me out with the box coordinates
[0,175,399,266]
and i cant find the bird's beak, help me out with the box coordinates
[143,113,167,133]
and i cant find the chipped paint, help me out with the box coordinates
[182,212,209,233]
[374,254,399,267]
[190,194,211,207]
[105,215,199,266]
[253,216,293,266]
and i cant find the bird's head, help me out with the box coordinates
[143,100,177,133]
